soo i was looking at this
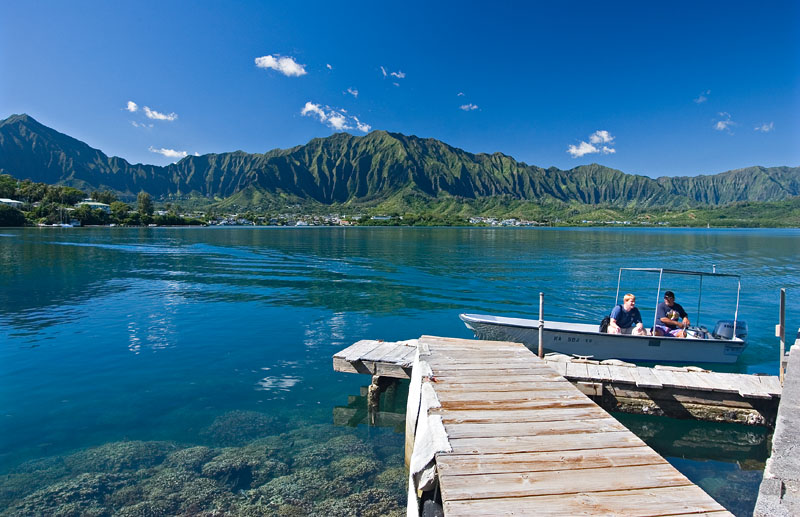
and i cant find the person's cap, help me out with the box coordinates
[664,291,675,298]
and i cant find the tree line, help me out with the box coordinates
[0,174,202,227]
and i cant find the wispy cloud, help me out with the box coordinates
[754,122,774,133]
[254,54,307,77]
[694,89,711,104]
[567,130,617,158]
[381,66,405,81]
[713,112,736,133]
[143,106,178,121]
[148,146,188,160]
[457,92,465,97]
[346,87,359,98]
[131,121,153,129]
[126,101,138,112]
[300,101,371,133]
[460,103,479,111]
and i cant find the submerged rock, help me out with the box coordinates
[163,446,218,472]
[201,411,280,447]
[64,441,175,473]
[1,472,127,517]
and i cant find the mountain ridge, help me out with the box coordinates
[1,113,797,209]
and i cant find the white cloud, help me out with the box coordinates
[143,106,178,121]
[131,121,153,129]
[346,87,358,98]
[392,82,400,87]
[326,63,332,70]
[354,116,371,133]
[380,66,387,77]
[754,122,774,133]
[254,54,307,77]
[457,92,465,97]
[126,101,138,112]
[390,70,405,79]
[460,103,479,111]
[714,112,735,132]
[300,101,371,133]
[589,130,614,144]
[567,130,617,157]
[148,146,188,160]
[567,141,599,158]
[694,89,711,104]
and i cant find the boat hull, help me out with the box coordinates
[460,313,746,364]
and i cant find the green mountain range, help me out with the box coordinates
[1,113,797,211]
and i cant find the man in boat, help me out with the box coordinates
[654,290,690,338]
[608,293,647,335]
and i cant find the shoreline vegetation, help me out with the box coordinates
[2,173,800,229]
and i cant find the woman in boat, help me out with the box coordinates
[608,293,647,335]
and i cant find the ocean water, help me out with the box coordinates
[1,227,798,516]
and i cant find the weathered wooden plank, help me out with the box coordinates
[545,360,568,377]
[360,340,404,362]
[448,430,644,454]
[443,485,730,516]
[697,371,743,394]
[634,366,664,389]
[606,364,638,384]
[435,446,666,475]
[443,418,629,438]
[429,373,565,386]
[433,380,570,392]
[435,388,586,403]
[377,343,415,364]
[650,367,684,389]
[439,464,693,501]
[755,374,783,396]
[433,405,608,424]
[734,374,774,399]
[430,366,558,377]
[438,399,603,412]
[566,361,590,380]
[338,339,385,362]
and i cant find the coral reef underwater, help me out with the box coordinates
[0,411,406,516]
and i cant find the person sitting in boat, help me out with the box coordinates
[608,293,647,335]
[654,290,690,338]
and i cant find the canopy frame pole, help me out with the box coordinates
[653,269,664,331]
[697,275,703,328]
[615,269,623,305]
[733,279,741,339]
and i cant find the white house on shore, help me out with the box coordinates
[76,201,111,213]
[0,198,24,209]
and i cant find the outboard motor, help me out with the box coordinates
[713,320,748,341]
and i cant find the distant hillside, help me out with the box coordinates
[1,113,798,209]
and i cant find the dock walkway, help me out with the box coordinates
[336,336,733,515]
[334,338,781,426]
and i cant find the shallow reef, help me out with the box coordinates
[0,419,406,516]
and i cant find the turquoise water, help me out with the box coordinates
[1,227,799,515]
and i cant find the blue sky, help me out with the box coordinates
[1,1,798,177]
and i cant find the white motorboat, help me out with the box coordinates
[460,268,748,364]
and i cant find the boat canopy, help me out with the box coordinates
[614,267,742,335]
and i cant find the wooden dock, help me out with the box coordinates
[334,336,736,515]
[333,338,781,427]
[755,330,800,516]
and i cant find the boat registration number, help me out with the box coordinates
[553,336,593,343]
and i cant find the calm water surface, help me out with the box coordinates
[1,227,799,515]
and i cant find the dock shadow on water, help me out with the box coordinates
[612,412,770,516]
[0,411,407,516]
